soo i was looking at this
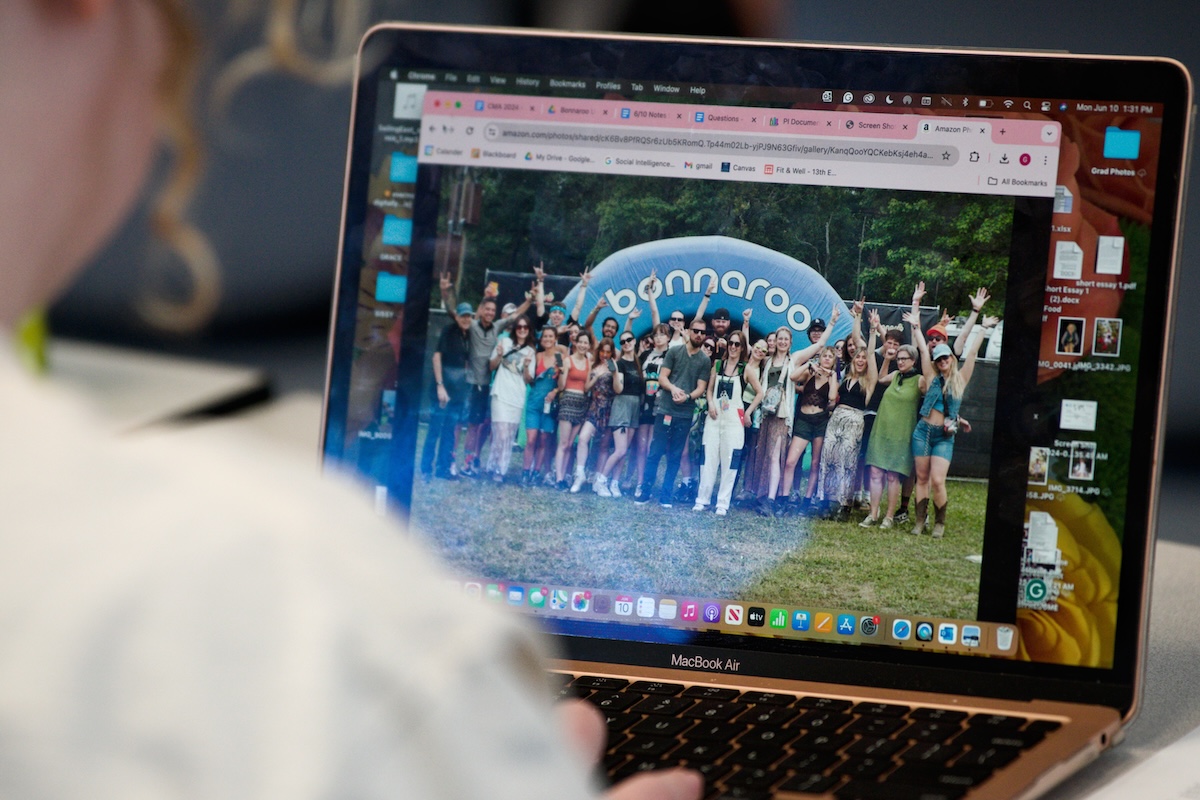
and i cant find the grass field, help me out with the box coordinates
[411,431,988,619]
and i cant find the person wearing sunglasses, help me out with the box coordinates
[643,269,716,349]
[694,331,762,515]
[485,316,536,482]
[636,322,711,507]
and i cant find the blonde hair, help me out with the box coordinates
[939,354,966,399]
[140,0,367,333]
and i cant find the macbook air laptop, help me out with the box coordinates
[320,24,1192,799]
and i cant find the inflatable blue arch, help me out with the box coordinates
[561,236,853,346]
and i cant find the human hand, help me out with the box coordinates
[534,261,546,281]
[912,280,926,304]
[628,307,642,320]
[436,385,449,407]
[970,287,990,312]
[902,310,919,327]
[672,388,688,404]
[558,701,703,800]
[483,282,499,300]
[707,276,718,295]
[869,309,881,328]
[440,272,452,292]
[646,269,657,294]
[982,315,1000,329]
[830,305,841,324]
[579,269,592,287]
[742,308,752,322]
[851,297,865,316]
[939,311,951,327]
[596,297,609,310]
[709,406,719,420]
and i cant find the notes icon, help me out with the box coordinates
[1053,240,1084,280]
[1095,236,1125,275]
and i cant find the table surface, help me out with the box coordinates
[53,339,1200,799]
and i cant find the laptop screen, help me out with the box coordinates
[322,27,1189,692]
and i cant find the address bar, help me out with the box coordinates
[482,123,958,166]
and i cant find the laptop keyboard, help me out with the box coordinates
[557,673,1061,800]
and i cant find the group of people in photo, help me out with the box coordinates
[421,266,998,539]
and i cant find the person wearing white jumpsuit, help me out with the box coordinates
[694,332,762,515]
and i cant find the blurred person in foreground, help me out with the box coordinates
[0,2,701,798]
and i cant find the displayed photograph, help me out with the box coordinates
[1028,446,1049,486]
[1093,317,1123,357]
[1069,441,1097,481]
[406,165,1013,620]
[1056,317,1085,356]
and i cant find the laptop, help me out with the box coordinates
[320,24,1192,799]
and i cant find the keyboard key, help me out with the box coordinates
[796,710,854,732]
[845,716,905,736]
[723,765,780,790]
[628,680,685,696]
[791,730,855,752]
[587,691,641,712]
[708,789,771,800]
[683,686,742,701]
[610,757,668,781]
[558,683,591,700]
[615,735,680,757]
[603,712,638,733]
[740,691,796,706]
[831,756,893,779]
[631,696,696,716]
[780,749,840,773]
[574,675,631,691]
[736,705,798,727]
[725,744,784,768]
[967,714,1027,730]
[693,760,733,784]
[852,701,910,717]
[796,696,853,713]
[688,721,749,742]
[953,727,1045,750]
[898,720,963,743]
[1024,719,1063,737]
[846,736,906,759]
[630,716,694,737]
[887,764,991,790]
[736,725,798,749]
[675,740,732,763]
[683,700,742,721]
[909,708,968,724]
[900,742,964,766]
[952,745,1020,771]
[777,772,840,794]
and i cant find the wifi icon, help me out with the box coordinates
[1003,99,1015,109]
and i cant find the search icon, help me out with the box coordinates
[1023,101,1032,110]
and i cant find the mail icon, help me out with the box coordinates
[1103,126,1141,160]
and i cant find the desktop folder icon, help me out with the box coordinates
[1103,126,1141,159]
[381,215,413,247]
[375,272,408,303]
[389,153,419,183]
